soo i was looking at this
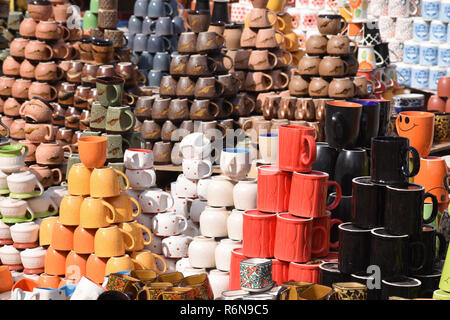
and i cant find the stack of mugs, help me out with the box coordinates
[334,133,444,300]
[128,0,185,84]
[386,0,450,90]
[40,136,161,287]
[84,0,119,36]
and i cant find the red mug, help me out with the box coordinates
[257,165,292,213]
[288,260,323,284]
[278,125,316,173]
[288,170,341,218]
[274,213,321,263]
[311,211,342,258]
[272,258,290,286]
[229,248,248,290]
[243,210,277,258]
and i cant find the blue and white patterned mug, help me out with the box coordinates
[422,0,441,20]
[429,66,448,89]
[430,20,448,42]
[419,42,438,66]
[403,40,421,64]
[440,0,450,22]
[438,43,450,67]
[411,65,430,89]
[396,62,412,87]
[413,18,430,41]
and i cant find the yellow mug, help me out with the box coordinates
[67,163,91,196]
[80,197,117,229]
[39,216,59,246]
[277,12,294,33]
[105,254,136,276]
[119,221,152,252]
[94,225,135,258]
[59,195,84,226]
[90,167,130,198]
[267,0,287,13]
[105,192,141,223]
[284,32,299,51]
[130,250,167,274]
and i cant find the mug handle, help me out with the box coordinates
[25,205,35,222]
[329,218,343,249]
[206,57,219,73]
[275,30,285,46]
[49,86,58,101]
[199,160,213,179]
[137,222,153,246]
[44,44,54,60]
[408,241,426,273]
[123,109,137,132]
[0,119,10,139]
[221,55,234,71]
[423,192,438,225]
[443,173,450,193]
[276,16,286,32]
[62,145,73,159]
[114,169,130,191]
[242,119,254,133]
[101,199,117,224]
[267,9,278,27]
[268,52,279,69]
[300,134,317,167]
[51,168,62,185]
[310,225,328,255]
[152,253,168,274]
[245,96,256,114]
[47,196,58,216]
[120,229,136,252]
[373,50,385,67]
[402,146,420,178]
[163,191,174,210]
[279,71,290,89]
[162,37,172,52]
[144,169,157,187]
[409,0,419,15]
[326,181,342,211]
[175,215,188,233]
[262,74,274,91]
[35,178,44,197]
[209,101,220,118]
[215,81,225,96]
[164,3,174,16]
[283,50,293,66]
[128,195,142,218]
[338,18,349,36]
[215,33,226,48]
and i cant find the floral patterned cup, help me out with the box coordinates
[240,258,273,291]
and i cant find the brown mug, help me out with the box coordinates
[140,120,161,141]
[170,54,189,76]
[24,123,54,143]
[65,106,81,129]
[278,96,297,120]
[19,18,37,38]
[247,8,278,28]
[0,77,16,97]
[97,64,117,78]
[20,59,36,79]
[262,94,281,120]
[35,62,64,82]
[226,49,251,71]
[244,72,273,92]
[81,64,99,85]
[223,24,243,50]
[317,13,347,35]
[231,93,256,117]
[242,117,271,143]
[151,97,171,120]
[19,97,53,123]
[353,76,374,97]
[160,75,178,97]
[10,119,26,140]
[309,77,330,97]
[272,48,293,68]
[305,35,328,56]
[190,99,220,120]
[255,28,284,49]
[177,32,197,54]
[10,38,29,59]
[35,21,70,41]
[80,110,91,131]
[3,98,21,117]
[115,62,134,82]
[213,98,235,120]
[67,61,84,83]
[74,86,91,109]
[186,54,218,77]
[25,40,55,61]
[248,50,278,71]
[134,96,154,119]
[153,141,172,164]
[319,56,349,77]
[217,74,242,96]
[29,82,58,102]
[11,79,32,100]
[161,120,178,142]
[295,97,316,121]
[175,76,196,98]
[168,99,191,122]
[51,103,67,127]
[27,164,62,188]
[328,78,355,98]
[327,35,357,55]
[208,23,225,35]
[313,98,333,122]
[56,127,73,144]
[2,56,21,77]
[27,1,53,21]
[270,69,289,90]
[186,9,211,33]
[231,71,246,91]
[58,82,76,106]
[298,55,321,76]
[194,77,224,99]
[240,28,258,48]
[53,4,71,23]
[196,31,225,52]
[53,40,77,60]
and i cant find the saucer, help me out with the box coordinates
[2,213,34,224]
[0,188,9,195]
[7,264,23,271]
[33,210,58,219]
[23,267,45,275]
[0,238,13,245]
[13,242,38,249]
[9,191,43,199]
[241,281,276,293]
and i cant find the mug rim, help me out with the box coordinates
[277,212,313,222]
[326,101,362,108]
[386,183,424,192]
[381,277,421,287]
[338,222,371,232]
[371,227,409,238]
[241,258,272,266]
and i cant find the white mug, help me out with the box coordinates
[125,168,156,190]
[145,232,163,254]
[162,234,193,258]
[189,199,208,223]
[172,197,192,219]
[175,174,198,198]
[11,288,38,300]
[70,277,106,300]
[258,133,278,164]
[219,148,251,181]
[138,188,174,213]
[152,212,188,236]
[388,0,418,17]
[26,194,58,217]
[196,178,211,201]
[394,17,413,41]
[124,149,154,170]
[182,159,213,180]
[179,132,212,160]
[33,287,67,300]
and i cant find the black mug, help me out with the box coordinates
[370,227,426,279]
[350,100,380,149]
[384,184,438,236]
[319,261,351,287]
[413,270,442,298]
[350,272,382,300]
[374,42,390,67]
[371,136,420,185]
[312,142,339,180]
[325,101,362,150]
[361,99,391,136]
[351,176,385,229]
[381,277,421,300]
[334,148,369,196]
[338,222,371,274]
[410,225,446,275]
[328,193,352,244]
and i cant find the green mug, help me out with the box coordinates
[105,106,136,133]
[90,0,99,13]
[123,131,146,149]
[433,289,450,300]
[83,10,98,30]
[96,76,124,107]
[81,130,102,137]
[90,102,108,131]
[66,154,81,178]
[102,133,130,160]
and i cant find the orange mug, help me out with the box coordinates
[51,220,75,251]
[94,225,135,258]
[414,156,449,203]
[67,163,92,196]
[105,254,137,276]
[0,266,14,293]
[396,111,435,158]
[90,167,130,198]
[39,216,59,246]
[37,273,61,289]
[79,197,117,229]
[130,250,167,274]
[65,250,88,281]
[104,192,141,223]
[86,254,108,284]
[73,225,96,255]
[59,194,84,226]
[44,246,68,276]
[78,136,108,169]
[118,221,152,252]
